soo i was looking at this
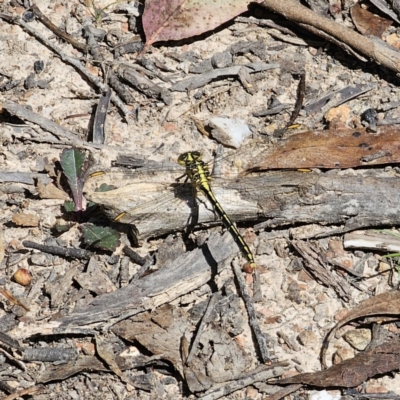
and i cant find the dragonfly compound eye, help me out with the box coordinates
[192,151,201,160]
[177,153,189,165]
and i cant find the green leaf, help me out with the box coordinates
[54,223,74,233]
[81,224,120,251]
[64,200,76,213]
[96,182,117,192]
[60,149,91,212]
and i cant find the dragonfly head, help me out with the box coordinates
[177,151,202,166]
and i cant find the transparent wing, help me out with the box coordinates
[84,164,268,240]
[85,172,198,239]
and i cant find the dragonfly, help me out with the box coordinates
[176,151,257,271]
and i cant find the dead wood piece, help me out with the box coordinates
[122,245,150,266]
[253,103,292,117]
[112,304,188,377]
[266,29,312,46]
[130,257,154,281]
[229,40,267,59]
[304,84,374,115]
[37,353,164,385]
[117,65,172,105]
[30,4,88,52]
[0,381,14,395]
[0,171,51,185]
[23,240,93,260]
[185,292,222,365]
[276,331,300,352]
[0,313,18,333]
[0,78,22,91]
[92,88,112,145]
[95,334,130,384]
[1,100,84,146]
[87,169,400,240]
[199,363,289,400]
[35,355,111,383]
[82,25,102,61]
[22,347,78,363]
[261,0,400,73]
[291,240,352,300]
[231,260,270,363]
[24,72,53,89]
[170,63,279,92]
[238,66,258,94]
[74,257,116,295]
[112,301,254,393]
[113,39,143,57]
[134,60,173,82]
[189,58,214,74]
[235,16,300,38]
[44,265,81,308]
[108,70,135,105]
[119,256,130,287]
[0,331,24,351]
[1,385,44,400]
[287,72,305,127]
[263,384,303,400]
[184,322,254,392]
[327,257,366,279]
[35,232,237,334]
[344,231,400,253]
[182,335,213,393]
[299,23,368,62]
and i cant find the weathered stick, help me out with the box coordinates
[261,0,400,73]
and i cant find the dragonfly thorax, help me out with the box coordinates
[177,151,211,187]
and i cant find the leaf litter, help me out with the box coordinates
[277,291,400,388]
[142,0,264,46]
[3,0,400,398]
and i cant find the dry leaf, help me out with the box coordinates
[95,335,130,384]
[142,0,263,46]
[12,213,40,227]
[36,180,68,200]
[278,335,400,387]
[321,290,400,368]
[0,287,30,311]
[248,125,400,170]
[351,3,392,38]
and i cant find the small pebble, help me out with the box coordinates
[343,328,371,350]
[297,330,318,347]
[333,347,354,364]
[209,117,251,148]
[309,389,341,400]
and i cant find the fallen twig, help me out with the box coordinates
[261,0,400,73]
[0,13,131,120]
[30,4,88,53]
[2,100,85,146]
